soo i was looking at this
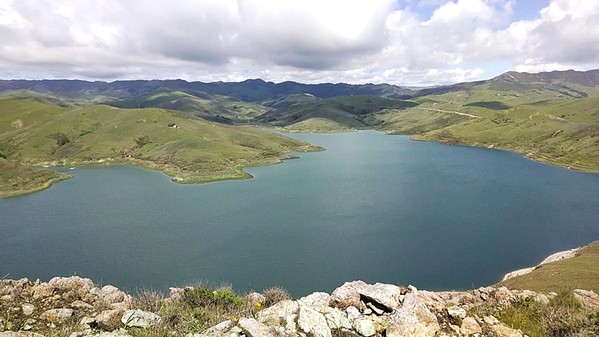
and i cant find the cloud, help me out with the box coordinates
[0,0,597,85]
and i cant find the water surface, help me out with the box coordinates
[1,131,597,296]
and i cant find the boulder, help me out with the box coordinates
[460,317,482,335]
[352,317,376,337]
[32,284,54,299]
[330,281,369,309]
[192,320,243,337]
[21,304,35,316]
[299,292,331,312]
[121,309,160,328]
[489,323,523,337]
[49,277,94,294]
[0,332,45,337]
[573,289,599,309]
[245,292,266,306]
[447,306,466,319]
[297,302,332,337]
[95,309,124,330]
[322,307,352,331]
[257,300,298,333]
[238,317,276,337]
[386,293,439,337]
[41,308,74,323]
[358,283,404,312]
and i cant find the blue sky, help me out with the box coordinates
[0,0,597,85]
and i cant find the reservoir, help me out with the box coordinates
[1,131,598,296]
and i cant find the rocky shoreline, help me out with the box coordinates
[1,276,598,337]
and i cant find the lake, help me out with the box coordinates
[1,131,598,296]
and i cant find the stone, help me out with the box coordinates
[257,300,298,333]
[121,309,161,328]
[460,317,482,335]
[32,284,54,299]
[386,293,439,337]
[100,285,126,303]
[71,300,94,310]
[238,317,276,337]
[168,287,185,302]
[299,292,331,312]
[297,302,332,337]
[322,307,352,331]
[330,281,369,309]
[95,309,124,330]
[483,315,500,325]
[0,332,45,337]
[41,308,74,323]
[447,306,467,319]
[194,320,236,336]
[358,283,404,312]
[246,292,266,306]
[49,277,94,294]
[21,304,35,316]
[489,323,523,337]
[572,289,599,309]
[353,317,376,337]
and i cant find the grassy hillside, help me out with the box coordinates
[373,82,599,172]
[499,241,599,293]
[282,117,357,133]
[0,96,320,197]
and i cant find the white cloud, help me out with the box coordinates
[0,0,597,85]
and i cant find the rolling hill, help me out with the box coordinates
[0,95,320,198]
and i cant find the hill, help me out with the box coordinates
[0,96,320,198]
[371,70,599,172]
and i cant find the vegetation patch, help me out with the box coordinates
[464,101,511,110]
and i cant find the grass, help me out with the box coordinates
[282,117,357,133]
[0,159,70,199]
[374,83,599,172]
[499,241,599,294]
[0,96,320,197]
[472,292,599,337]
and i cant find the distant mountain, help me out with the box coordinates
[0,78,413,102]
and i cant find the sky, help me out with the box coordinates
[0,0,598,86]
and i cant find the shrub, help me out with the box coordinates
[262,286,291,307]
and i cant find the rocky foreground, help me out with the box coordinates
[1,277,598,337]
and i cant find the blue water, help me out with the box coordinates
[1,131,597,296]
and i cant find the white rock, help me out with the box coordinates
[0,332,46,337]
[238,317,276,337]
[358,283,404,312]
[95,309,124,330]
[573,289,599,309]
[447,306,467,319]
[299,292,331,312]
[460,317,482,335]
[41,308,74,323]
[297,302,332,337]
[330,281,369,309]
[257,300,298,333]
[386,293,439,337]
[121,309,161,328]
[21,304,35,316]
[322,307,352,331]
[346,306,361,321]
[353,317,376,337]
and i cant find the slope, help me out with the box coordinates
[0,96,320,197]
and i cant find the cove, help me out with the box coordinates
[1,131,598,297]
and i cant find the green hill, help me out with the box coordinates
[0,96,320,197]
[372,81,599,172]
[282,117,357,133]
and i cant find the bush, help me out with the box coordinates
[262,287,291,307]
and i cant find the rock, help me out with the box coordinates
[353,317,376,336]
[386,293,439,337]
[71,300,94,310]
[299,292,331,312]
[330,281,369,309]
[168,287,185,302]
[245,292,266,306]
[32,284,54,299]
[358,283,404,312]
[346,306,361,321]
[447,306,466,319]
[0,332,45,337]
[193,320,240,337]
[322,307,352,331]
[41,308,74,323]
[100,285,126,303]
[502,267,535,281]
[572,289,599,309]
[256,300,299,334]
[489,323,523,337]
[460,317,482,335]
[297,302,332,337]
[483,315,500,325]
[121,309,161,328]
[95,309,124,330]
[79,316,96,329]
[49,277,94,294]
[238,317,276,337]
[86,330,132,337]
[21,304,35,316]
